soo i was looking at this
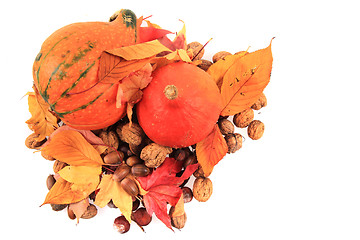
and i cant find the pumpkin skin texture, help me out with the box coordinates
[136,62,222,148]
[32,9,139,130]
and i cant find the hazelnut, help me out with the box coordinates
[120,177,139,196]
[218,118,235,135]
[140,143,173,168]
[225,133,243,153]
[113,165,131,182]
[251,93,267,110]
[46,174,56,190]
[248,120,265,140]
[187,41,204,60]
[212,51,231,63]
[233,108,254,128]
[193,177,213,202]
[104,151,124,164]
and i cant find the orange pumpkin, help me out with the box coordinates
[32,9,139,130]
[136,62,222,148]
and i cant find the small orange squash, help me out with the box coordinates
[136,62,222,148]
[32,9,139,130]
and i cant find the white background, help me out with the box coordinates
[1,0,360,239]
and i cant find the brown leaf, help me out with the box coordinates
[196,125,228,176]
[68,198,90,223]
[220,41,273,116]
[26,87,57,141]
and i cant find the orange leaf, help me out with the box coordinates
[196,125,228,176]
[220,41,273,116]
[42,178,90,205]
[207,52,247,89]
[41,130,103,166]
[25,87,57,141]
[106,39,171,60]
[98,53,151,84]
[94,174,133,222]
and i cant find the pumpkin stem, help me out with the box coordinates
[164,85,178,100]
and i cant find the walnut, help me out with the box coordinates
[53,160,68,173]
[99,130,119,154]
[251,93,267,110]
[187,42,204,60]
[224,133,242,153]
[193,165,207,178]
[233,108,254,128]
[116,123,145,146]
[197,59,213,71]
[248,120,265,140]
[212,51,231,63]
[218,118,235,135]
[25,133,46,149]
[140,143,173,168]
[193,177,213,202]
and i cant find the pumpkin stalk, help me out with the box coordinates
[164,85,178,100]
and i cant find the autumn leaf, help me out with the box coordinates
[220,40,273,116]
[98,53,151,84]
[68,198,90,223]
[94,174,133,222]
[196,124,228,177]
[158,20,187,51]
[42,177,92,205]
[106,39,172,60]
[41,130,103,206]
[41,130,104,166]
[137,158,198,230]
[26,87,57,141]
[139,20,172,43]
[207,52,248,89]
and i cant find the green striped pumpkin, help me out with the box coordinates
[33,9,138,130]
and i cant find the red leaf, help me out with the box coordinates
[139,26,172,43]
[137,158,198,230]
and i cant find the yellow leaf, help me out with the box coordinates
[220,41,273,116]
[58,166,102,185]
[94,174,133,222]
[26,88,57,141]
[41,130,104,166]
[106,39,172,60]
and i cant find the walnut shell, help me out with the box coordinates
[140,143,173,168]
[251,93,267,110]
[224,133,243,153]
[187,42,204,60]
[218,118,235,135]
[193,177,213,202]
[116,123,145,146]
[248,120,265,140]
[99,130,119,153]
[212,51,231,63]
[233,108,254,128]
[197,59,213,71]
[25,133,46,149]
